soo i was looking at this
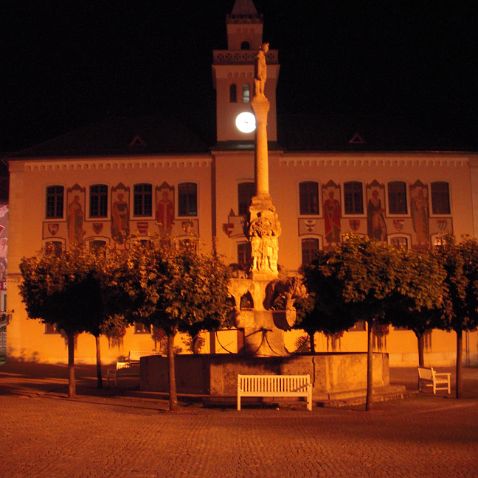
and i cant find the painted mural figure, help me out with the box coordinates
[324,190,341,244]
[254,42,269,97]
[367,190,387,241]
[156,189,174,237]
[411,187,429,246]
[67,195,84,244]
[111,192,129,244]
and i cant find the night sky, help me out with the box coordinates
[2,0,477,153]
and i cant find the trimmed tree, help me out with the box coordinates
[123,243,231,411]
[307,235,400,410]
[19,246,101,397]
[388,247,446,367]
[299,253,357,353]
[436,237,478,398]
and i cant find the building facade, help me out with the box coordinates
[6,0,478,365]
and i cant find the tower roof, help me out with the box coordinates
[231,0,258,16]
[228,0,261,22]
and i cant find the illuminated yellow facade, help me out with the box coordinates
[6,0,478,366]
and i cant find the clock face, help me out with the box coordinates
[235,112,256,134]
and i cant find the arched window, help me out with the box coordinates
[44,241,63,257]
[229,84,237,103]
[387,181,407,214]
[90,184,108,218]
[242,84,250,103]
[133,183,152,217]
[237,242,251,268]
[89,240,107,254]
[178,183,198,217]
[344,181,364,215]
[301,238,320,267]
[46,186,64,219]
[299,181,319,215]
[389,235,410,250]
[238,182,255,215]
[241,41,250,50]
[240,291,254,310]
[431,182,450,214]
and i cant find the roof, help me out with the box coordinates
[10,114,213,158]
[277,113,478,152]
[231,0,259,17]
[7,112,478,160]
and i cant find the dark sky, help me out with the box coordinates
[2,0,477,153]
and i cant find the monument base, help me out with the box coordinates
[140,352,391,400]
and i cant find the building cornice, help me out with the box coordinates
[279,152,474,168]
[10,155,212,173]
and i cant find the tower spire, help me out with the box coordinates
[230,0,260,19]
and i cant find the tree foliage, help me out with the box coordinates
[303,235,401,410]
[388,247,445,367]
[120,243,232,410]
[19,246,100,396]
[435,237,478,398]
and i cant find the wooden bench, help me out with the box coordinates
[106,350,153,387]
[237,374,312,411]
[418,367,451,395]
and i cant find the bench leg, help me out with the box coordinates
[237,394,241,411]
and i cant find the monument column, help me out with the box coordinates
[253,97,270,198]
[247,42,281,280]
[233,41,286,356]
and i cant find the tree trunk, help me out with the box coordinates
[365,319,373,411]
[67,332,76,398]
[417,332,425,368]
[456,329,463,399]
[167,331,178,411]
[309,332,315,354]
[95,334,103,389]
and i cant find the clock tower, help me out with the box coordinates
[212,0,279,143]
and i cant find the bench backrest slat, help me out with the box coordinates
[418,367,434,380]
[238,374,310,393]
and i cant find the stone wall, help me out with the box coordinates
[140,352,390,398]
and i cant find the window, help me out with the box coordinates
[90,240,106,254]
[45,323,60,334]
[238,182,255,215]
[431,182,450,214]
[133,184,152,217]
[344,182,364,215]
[90,184,108,218]
[178,183,197,216]
[389,236,409,250]
[388,181,407,214]
[349,321,366,332]
[46,186,64,219]
[241,41,250,50]
[242,84,250,103]
[237,242,251,268]
[229,84,237,103]
[45,241,63,257]
[299,182,319,215]
[240,292,254,310]
[179,238,197,252]
[134,322,151,334]
[301,238,319,267]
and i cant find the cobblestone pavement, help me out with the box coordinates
[1,365,477,477]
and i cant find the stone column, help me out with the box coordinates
[252,96,270,199]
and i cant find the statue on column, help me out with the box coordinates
[254,42,269,97]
